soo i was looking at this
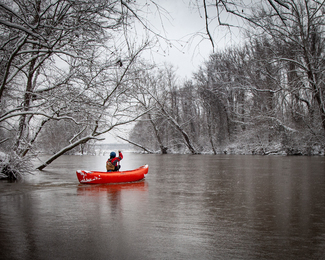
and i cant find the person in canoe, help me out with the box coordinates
[106,150,123,172]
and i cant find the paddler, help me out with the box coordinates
[106,150,123,172]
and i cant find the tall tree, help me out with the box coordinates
[0,0,154,172]
[131,64,199,154]
[250,0,325,135]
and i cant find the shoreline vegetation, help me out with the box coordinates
[1,142,323,180]
[94,142,325,156]
[130,144,324,156]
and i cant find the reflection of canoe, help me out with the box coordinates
[76,165,149,184]
[77,181,148,195]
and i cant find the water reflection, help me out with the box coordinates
[0,154,324,259]
[77,181,149,214]
[77,181,148,195]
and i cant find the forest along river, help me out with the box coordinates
[0,153,324,260]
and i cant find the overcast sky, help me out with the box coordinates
[140,0,244,79]
[107,1,244,144]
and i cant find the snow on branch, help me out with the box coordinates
[70,126,87,144]
[16,49,90,60]
[0,111,80,124]
[4,52,48,85]
[0,3,36,30]
[264,116,298,132]
[36,135,103,171]
[0,19,42,40]
[117,135,154,153]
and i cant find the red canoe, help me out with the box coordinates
[76,165,149,184]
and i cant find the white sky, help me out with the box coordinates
[139,0,244,79]
[105,0,245,143]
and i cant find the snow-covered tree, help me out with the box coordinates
[0,0,152,173]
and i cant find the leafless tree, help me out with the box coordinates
[0,0,157,172]
[130,64,199,154]
[247,0,325,145]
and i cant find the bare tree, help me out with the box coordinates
[36,44,150,170]
[248,0,325,138]
[0,0,157,173]
[131,64,199,154]
[129,64,169,154]
[195,0,290,51]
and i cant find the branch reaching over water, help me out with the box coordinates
[117,136,154,154]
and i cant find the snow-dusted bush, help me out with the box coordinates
[0,152,32,180]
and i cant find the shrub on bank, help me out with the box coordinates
[0,152,31,180]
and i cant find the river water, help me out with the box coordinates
[0,153,324,260]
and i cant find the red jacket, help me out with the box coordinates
[106,151,123,171]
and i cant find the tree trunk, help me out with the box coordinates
[207,109,217,154]
[37,136,95,170]
[163,109,197,154]
[15,57,37,155]
[148,114,168,154]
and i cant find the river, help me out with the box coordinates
[0,153,324,259]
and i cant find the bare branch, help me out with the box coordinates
[117,135,154,153]
[0,35,28,100]
[0,19,42,40]
[36,135,100,170]
[0,111,80,124]
[266,0,287,24]
[203,0,215,52]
